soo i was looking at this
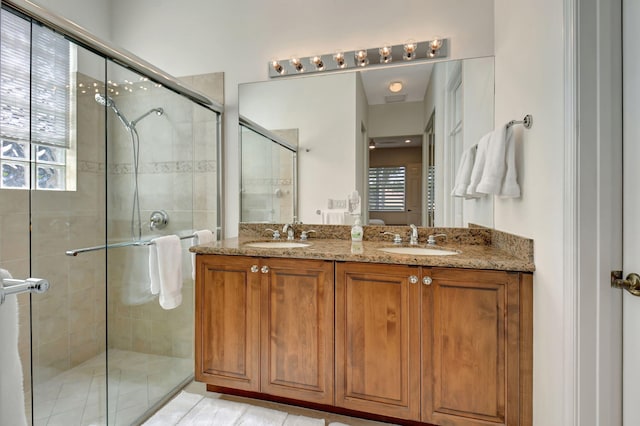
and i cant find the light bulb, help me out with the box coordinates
[310,55,325,71]
[403,40,418,61]
[290,57,304,73]
[333,51,347,69]
[428,37,443,58]
[355,49,369,67]
[388,81,403,93]
[271,60,286,75]
[379,45,392,64]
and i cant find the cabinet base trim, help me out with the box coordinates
[204,384,437,426]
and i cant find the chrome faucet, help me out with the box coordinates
[427,233,447,246]
[282,223,295,240]
[265,228,281,240]
[382,231,403,245]
[409,224,419,245]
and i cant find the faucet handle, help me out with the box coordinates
[264,228,281,240]
[300,230,316,241]
[427,233,447,246]
[382,231,402,245]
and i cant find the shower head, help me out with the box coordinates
[95,93,130,129]
[94,93,113,108]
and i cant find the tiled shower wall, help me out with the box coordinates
[106,72,223,358]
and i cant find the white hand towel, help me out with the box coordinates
[466,132,491,197]
[320,209,347,224]
[477,125,509,195]
[499,126,521,198]
[0,269,28,426]
[191,230,215,280]
[149,235,183,310]
[451,144,479,198]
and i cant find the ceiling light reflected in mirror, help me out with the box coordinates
[388,81,403,93]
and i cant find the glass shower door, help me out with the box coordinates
[28,20,110,426]
[1,6,110,425]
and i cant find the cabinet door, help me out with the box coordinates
[335,262,421,420]
[423,268,521,426]
[260,258,335,404]
[195,255,261,392]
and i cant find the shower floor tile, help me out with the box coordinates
[33,349,191,426]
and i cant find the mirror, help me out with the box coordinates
[239,56,495,227]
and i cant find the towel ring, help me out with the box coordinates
[507,114,533,129]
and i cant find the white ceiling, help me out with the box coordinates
[360,62,434,105]
[361,62,434,149]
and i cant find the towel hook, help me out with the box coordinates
[507,114,533,129]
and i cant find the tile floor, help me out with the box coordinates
[32,349,192,426]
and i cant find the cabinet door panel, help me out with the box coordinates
[425,268,519,425]
[261,259,334,404]
[336,262,420,420]
[195,255,260,391]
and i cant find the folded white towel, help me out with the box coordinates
[451,144,480,198]
[191,230,215,280]
[499,126,521,198]
[320,209,347,225]
[149,235,183,310]
[476,125,508,194]
[0,269,28,426]
[466,132,492,197]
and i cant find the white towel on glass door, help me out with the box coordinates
[191,230,214,280]
[0,268,28,426]
[149,235,183,309]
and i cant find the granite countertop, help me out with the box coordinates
[190,225,535,273]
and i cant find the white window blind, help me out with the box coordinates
[368,166,406,211]
[0,9,72,190]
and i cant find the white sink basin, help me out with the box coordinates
[378,246,459,256]
[244,241,310,249]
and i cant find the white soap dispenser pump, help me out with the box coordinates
[351,216,363,242]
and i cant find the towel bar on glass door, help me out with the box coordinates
[1,277,50,305]
[507,114,533,129]
[65,233,202,257]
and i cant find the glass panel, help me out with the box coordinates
[30,32,108,426]
[2,161,27,188]
[105,61,221,425]
[240,125,296,223]
[1,140,29,160]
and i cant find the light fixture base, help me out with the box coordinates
[268,38,449,78]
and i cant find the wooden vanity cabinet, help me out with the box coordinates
[336,262,533,426]
[195,255,335,405]
[197,256,532,426]
[423,268,532,426]
[335,262,422,420]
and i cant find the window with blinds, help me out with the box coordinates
[0,9,73,190]
[368,166,406,211]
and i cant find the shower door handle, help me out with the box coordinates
[0,277,50,305]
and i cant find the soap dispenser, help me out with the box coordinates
[351,216,363,242]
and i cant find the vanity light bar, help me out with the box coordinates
[268,38,448,78]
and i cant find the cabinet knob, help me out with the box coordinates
[423,276,432,286]
[261,266,270,274]
[409,275,419,284]
[250,265,259,273]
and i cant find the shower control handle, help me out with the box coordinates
[149,210,169,230]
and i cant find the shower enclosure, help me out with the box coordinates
[0,1,222,425]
